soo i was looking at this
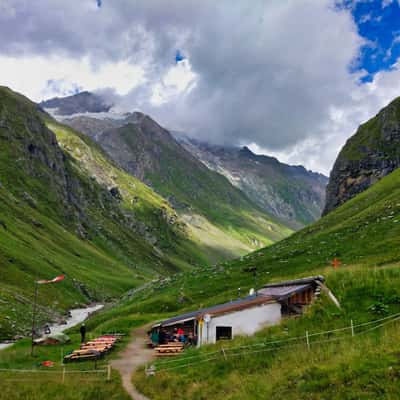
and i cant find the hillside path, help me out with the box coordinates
[111,326,154,400]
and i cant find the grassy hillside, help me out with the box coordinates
[45,120,215,269]
[65,114,292,257]
[0,86,209,339]
[107,166,400,399]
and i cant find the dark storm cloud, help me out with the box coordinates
[0,0,366,168]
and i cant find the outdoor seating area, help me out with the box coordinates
[63,335,119,362]
[148,326,197,358]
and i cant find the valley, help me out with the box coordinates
[1,81,400,400]
[3,2,400,399]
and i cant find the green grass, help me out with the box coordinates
[0,314,149,400]
[125,167,400,399]
[0,369,130,400]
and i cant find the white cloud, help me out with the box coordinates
[150,59,197,105]
[1,0,400,176]
[0,55,146,101]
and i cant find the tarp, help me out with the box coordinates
[48,332,70,344]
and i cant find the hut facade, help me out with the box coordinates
[152,276,324,347]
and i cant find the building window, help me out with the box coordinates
[216,326,232,341]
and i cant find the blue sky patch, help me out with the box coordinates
[338,0,400,82]
[175,50,185,64]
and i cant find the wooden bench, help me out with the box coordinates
[158,342,184,348]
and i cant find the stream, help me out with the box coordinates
[0,304,104,352]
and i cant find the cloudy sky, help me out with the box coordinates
[1,0,400,175]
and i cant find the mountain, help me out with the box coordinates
[0,87,211,338]
[174,134,328,229]
[39,91,112,115]
[61,112,292,255]
[324,96,400,215]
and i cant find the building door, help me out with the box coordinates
[216,326,232,341]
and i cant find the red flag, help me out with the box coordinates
[37,275,65,284]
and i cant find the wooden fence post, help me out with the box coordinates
[107,364,111,381]
[221,347,227,361]
[306,331,310,350]
[62,367,66,383]
[351,320,355,337]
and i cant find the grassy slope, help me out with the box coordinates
[113,123,292,255]
[0,86,207,339]
[340,96,400,162]
[46,120,213,269]
[122,167,400,399]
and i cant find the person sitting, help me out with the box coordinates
[179,333,187,344]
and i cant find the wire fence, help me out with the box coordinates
[0,365,112,383]
[148,312,400,374]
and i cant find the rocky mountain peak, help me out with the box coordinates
[40,91,113,116]
[323,96,400,215]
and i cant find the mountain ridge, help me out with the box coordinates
[174,133,327,228]
[62,112,292,254]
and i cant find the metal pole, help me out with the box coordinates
[30,282,39,356]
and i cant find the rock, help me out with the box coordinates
[39,91,112,116]
[324,97,400,215]
[22,192,37,208]
[109,186,122,200]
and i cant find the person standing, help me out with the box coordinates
[80,323,86,343]
[150,329,159,347]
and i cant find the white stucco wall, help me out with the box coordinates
[198,301,281,346]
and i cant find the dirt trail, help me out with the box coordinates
[111,326,154,400]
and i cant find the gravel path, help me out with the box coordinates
[111,326,154,400]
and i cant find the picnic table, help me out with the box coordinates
[64,334,120,363]
[154,342,184,357]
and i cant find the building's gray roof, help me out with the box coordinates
[262,275,324,288]
[153,295,275,328]
[153,275,325,329]
[258,283,311,299]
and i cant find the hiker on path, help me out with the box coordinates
[80,323,86,343]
